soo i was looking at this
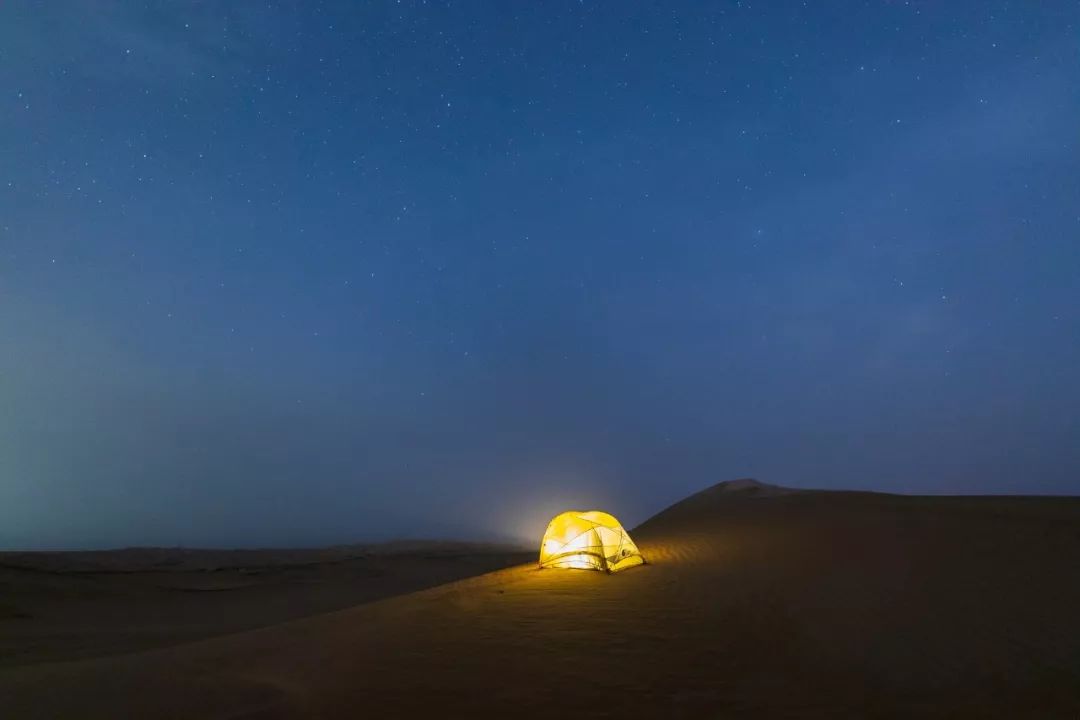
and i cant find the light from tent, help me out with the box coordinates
[538,510,645,573]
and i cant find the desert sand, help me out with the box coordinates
[0,542,530,668]
[2,480,1079,718]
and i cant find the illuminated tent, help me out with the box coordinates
[538,510,645,573]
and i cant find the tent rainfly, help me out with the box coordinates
[538,510,645,573]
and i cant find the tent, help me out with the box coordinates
[538,510,645,573]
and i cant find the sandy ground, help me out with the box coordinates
[0,542,531,667]
[2,480,1079,718]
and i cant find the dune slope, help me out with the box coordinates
[0,542,531,667]
[2,481,1079,718]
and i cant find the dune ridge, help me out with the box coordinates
[2,480,1079,718]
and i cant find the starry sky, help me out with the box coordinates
[2,2,1078,550]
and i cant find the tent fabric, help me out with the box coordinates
[538,510,645,573]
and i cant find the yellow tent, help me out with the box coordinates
[538,510,645,573]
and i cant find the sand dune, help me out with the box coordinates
[2,480,1079,718]
[0,542,530,667]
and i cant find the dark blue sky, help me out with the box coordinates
[2,2,1078,549]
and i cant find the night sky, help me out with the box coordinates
[2,3,1078,550]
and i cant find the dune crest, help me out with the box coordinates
[2,484,1079,718]
[708,477,798,495]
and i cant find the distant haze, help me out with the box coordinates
[1,3,1078,549]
